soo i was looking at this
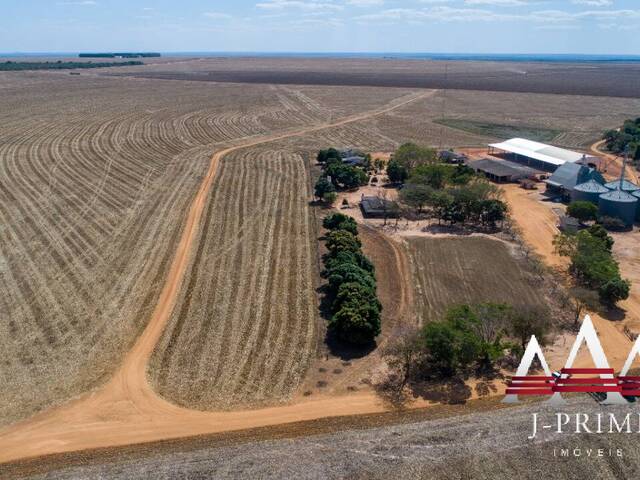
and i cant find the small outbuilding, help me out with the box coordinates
[360,196,400,218]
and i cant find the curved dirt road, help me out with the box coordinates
[591,138,638,183]
[0,90,434,465]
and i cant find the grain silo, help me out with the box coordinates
[604,179,640,193]
[572,179,609,204]
[598,189,638,227]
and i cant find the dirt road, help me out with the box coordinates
[591,138,639,183]
[500,183,632,369]
[0,90,435,465]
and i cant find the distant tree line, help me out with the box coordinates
[79,53,161,58]
[320,213,381,345]
[604,118,640,160]
[0,60,143,71]
[554,225,630,307]
[391,142,507,228]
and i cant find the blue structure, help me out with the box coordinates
[598,189,638,227]
[572,179,609,204]
[604,179,639,193]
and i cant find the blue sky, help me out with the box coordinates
[2,0,639,54]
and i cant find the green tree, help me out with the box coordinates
[325,230,361,256]
[386,159,408,184]
[330,282,382,344]
[322,191,337,205]
[599,278,631,307]
[317,148,340,163]
[314,177,336,200]
[587,224,614,251]
[324,250,374,274]
[410,164,450,189]
[326,263,376,295]
[394,143,437,173]
[567,201,598,223]
[510,306,551,350]
[480,199,508,227]
[399,183,432,213]
[323,213,358,235]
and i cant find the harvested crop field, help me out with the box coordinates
[148,148,318,409]
[406,236,545,323]
[0,70,420,426]
[113,57,640,98]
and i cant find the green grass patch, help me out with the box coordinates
[434,118,561,143]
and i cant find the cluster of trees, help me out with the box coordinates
[314,148,370,204]
[384,143,507,228]
[386,143,438,184]
[554,225,631,307]
[321,213,381,345]
[0,61,143,71]
[383,302,551,390]
[604,118,640,158]
[400,165,507,227]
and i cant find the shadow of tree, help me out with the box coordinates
[408,377,472,405]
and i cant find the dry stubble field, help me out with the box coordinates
[148,148,318,409]
[0,67,416,426]
[406,236,546,323]
[1,57,637,432]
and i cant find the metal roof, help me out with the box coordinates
[545,163,601,191]
[600,189,639,203]
[604,179,640,192]
[489,138,592,167]
[471,158,538,178]
[574,179,609,194]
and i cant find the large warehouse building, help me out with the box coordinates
[488,138,600,172]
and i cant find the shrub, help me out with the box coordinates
[322,191,337,205]
[567,201,598,223]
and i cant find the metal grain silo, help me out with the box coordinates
[572,180,609,204]
[604,179,640,193]
[598,189,638,227]
[634,190,640,221]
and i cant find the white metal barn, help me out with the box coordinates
[488,138,599,172]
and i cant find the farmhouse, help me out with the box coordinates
[470,158,539,183]
[488,138,600,172]
[360,196,400,218]
[438,150,468,164]
[342,156,366,166]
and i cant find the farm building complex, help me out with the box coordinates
[488,138,599,172]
